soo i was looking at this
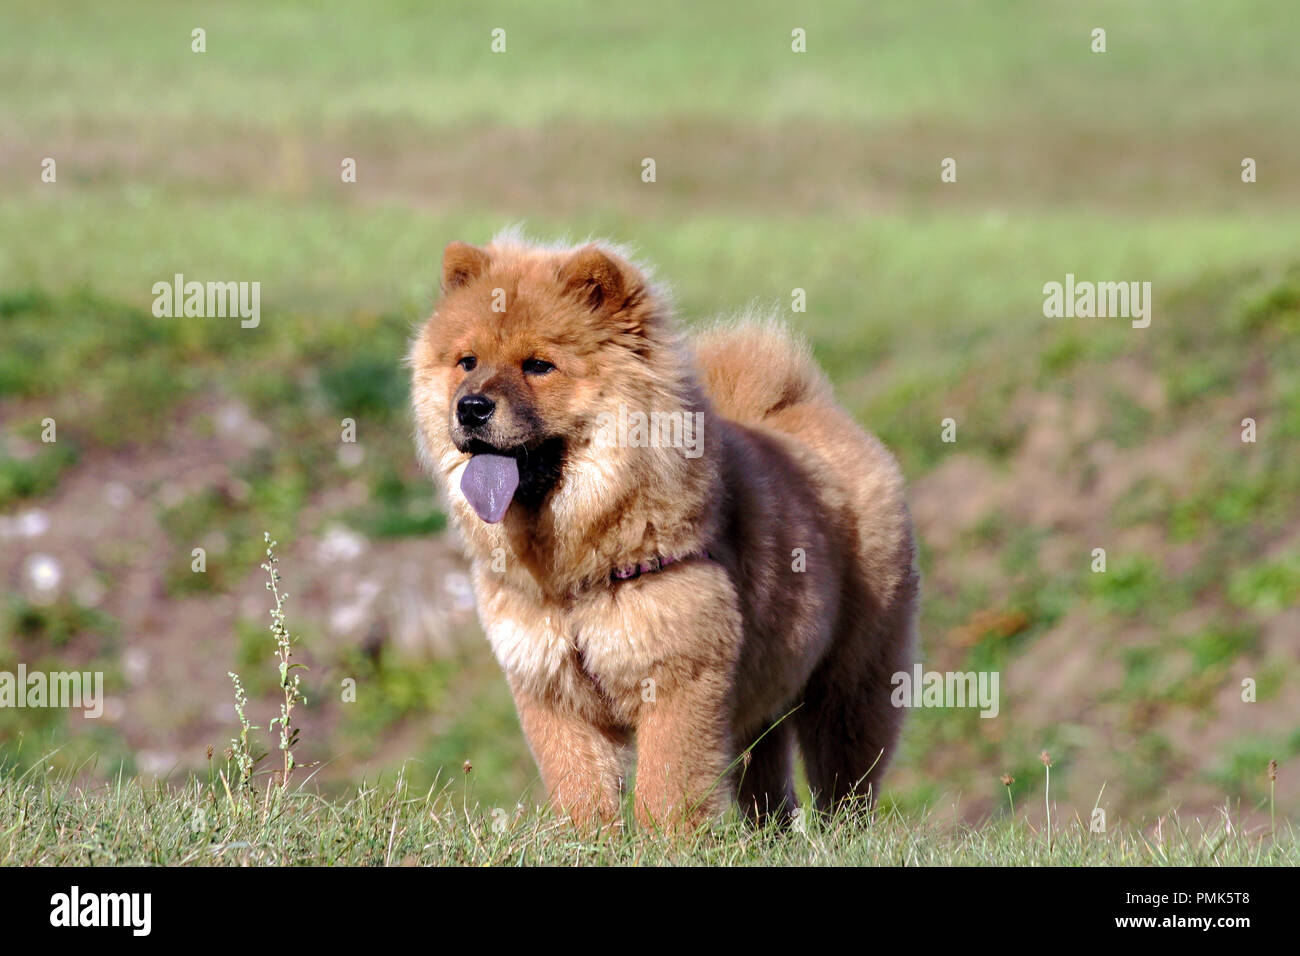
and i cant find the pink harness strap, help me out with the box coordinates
[611,549,710,582]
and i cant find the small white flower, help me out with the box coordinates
[16,509,50,537]
[24,553,63,597]
[317,525,367,564]
[124,648,150,683]
[216,402,249,434]
[329,578,383,635]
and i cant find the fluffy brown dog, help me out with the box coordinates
[409,233,918,830]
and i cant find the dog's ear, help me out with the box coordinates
[558,245,637,314]
[441,241,491,293]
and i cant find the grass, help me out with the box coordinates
[5,0,1299,132]
[0,755,1293,866]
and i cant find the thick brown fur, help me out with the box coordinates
[408,232,919,830]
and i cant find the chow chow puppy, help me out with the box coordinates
[409,232,918,830]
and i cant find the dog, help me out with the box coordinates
[409,232,919,829]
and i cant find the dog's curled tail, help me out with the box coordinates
[692,317,832,426]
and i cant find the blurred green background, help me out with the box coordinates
[1,0,1298,825]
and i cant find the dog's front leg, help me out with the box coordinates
[511,682,629,830]
[633,665,734,831]
[626,572,742,831]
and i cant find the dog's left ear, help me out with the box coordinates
[441,241,491,293]
[558,245,639,314]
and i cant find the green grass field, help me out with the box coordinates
[1,754,1293,866]
[1,1,1298,863]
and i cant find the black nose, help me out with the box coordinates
[457,394,496,429]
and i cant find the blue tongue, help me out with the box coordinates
[460,454,520,523]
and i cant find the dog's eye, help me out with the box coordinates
[457,356,477,372]
[522,358,555,376]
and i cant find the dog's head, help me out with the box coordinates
[409,237,678,525]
